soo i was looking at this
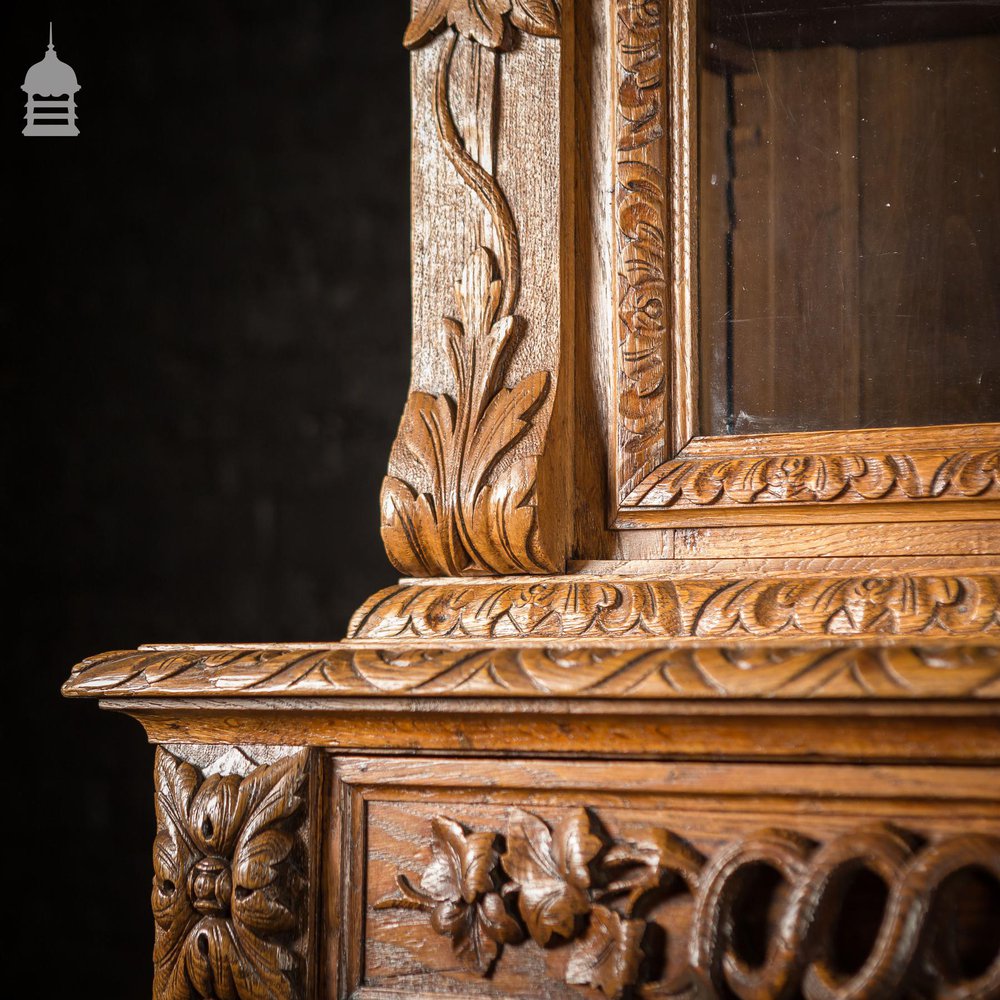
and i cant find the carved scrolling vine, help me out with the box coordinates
[152,748,309,1000]
[381,1,561,576]
[378,811,1000,999]
[615,0,669,502]
[348,573,1000,640]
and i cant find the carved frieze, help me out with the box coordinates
[349,573,1000,640]
[151,748,310,1000]
[378,810,1000,998]
[64,639,1000,700]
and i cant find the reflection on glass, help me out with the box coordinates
[699,0,1000,436]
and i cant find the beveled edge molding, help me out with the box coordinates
[347,572,1000,641]
[63,638,1000,701]
[151,746,311,1000]
[376,811,1000,998]
[382,2,563,576]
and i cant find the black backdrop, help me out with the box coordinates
[5,4,409,993]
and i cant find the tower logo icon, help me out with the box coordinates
[22,24,80,136]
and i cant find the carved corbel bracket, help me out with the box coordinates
[382,0,568,576]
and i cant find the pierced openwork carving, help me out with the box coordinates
[382,3,561,575]
[378,811,1000,999]
[349,574,1000,640]
[64,640,1000,700]
[152,748,310,1000]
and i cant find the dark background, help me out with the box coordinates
[5,4,409,994]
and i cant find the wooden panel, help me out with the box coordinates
[859,35,1000,428]
[330,756,1000,999]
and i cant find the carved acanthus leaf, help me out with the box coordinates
[382,248,553,576]
[349,574,1000,641]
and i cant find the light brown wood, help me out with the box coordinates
[62,3,1000,997]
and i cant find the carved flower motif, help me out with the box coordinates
[404,0,561,50]
[151,749,309,1000]
[377,816,521,973]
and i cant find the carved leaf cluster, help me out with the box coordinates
[404,0,560,50]
[375,816,520,972]
[152,749,309,1000]
[379,812,1000,999]
[382,248,553,576]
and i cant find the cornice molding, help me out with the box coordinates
[63,639,1000,701]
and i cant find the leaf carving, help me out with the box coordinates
[382,248,554,576]
[151,749,309,1000]
[375,816,520,973]
[404,0,560,49]
[501,809,601,945]
[565,904,645,998]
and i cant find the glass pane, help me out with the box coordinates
[699,0,1000,436]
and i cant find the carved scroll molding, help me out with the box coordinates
[64,639,1000,700]
[614,0,669,503]
[151,747,310,1000]
[383,2,564,576]
[630,446,1000,510]
[609,0,1000,517]
[378,811,1000,999]
[349,573,1000,641]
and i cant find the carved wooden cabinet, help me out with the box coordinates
[64,1,999,998]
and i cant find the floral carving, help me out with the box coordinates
[375,816,521,972]
[348,574,1000,641]
[151,748,309,1000]
[381,248,553,576]
[615,0,668,501]
[632,448,1000,508]
[378,812,1000,999]
[404,0,561,50]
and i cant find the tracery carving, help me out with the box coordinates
[378,812,1000,999]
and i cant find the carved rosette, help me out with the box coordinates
[151,748,310,1000]
[378,811,1000,999]
[382,1,562,576]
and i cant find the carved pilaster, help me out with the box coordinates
[151,746,313,1000]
